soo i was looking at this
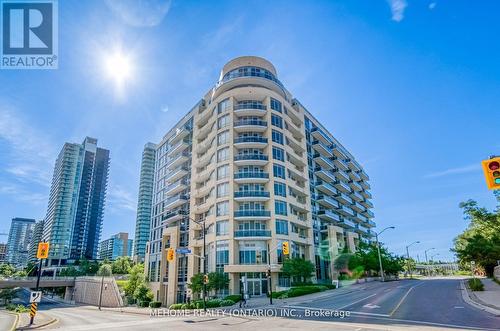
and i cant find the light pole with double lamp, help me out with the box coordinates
[405,241,420,278]
[183,216,207,312]
[375,226,395,282]
[424,248,435,276]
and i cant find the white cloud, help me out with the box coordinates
[160,105,169,113]
[423,164,478,179]
[387,0,408,22]
[429,2,436,10]
[105,0,172,27]
[0,182,47,205]
[107,184,137,213]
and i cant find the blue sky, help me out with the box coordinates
[1,0,499,262]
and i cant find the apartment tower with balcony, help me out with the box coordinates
[145,56,375,306]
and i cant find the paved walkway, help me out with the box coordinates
[471,278,500,310]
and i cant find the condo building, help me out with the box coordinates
[144,56,375,306]
[133,142,156,262]
[28,220,45,263]
[98,232,133,261]
[6,217,35,267]
[42,137,110,266]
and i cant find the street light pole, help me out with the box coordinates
[405,241,420,279]
[189,217,207,312]
[375,226,395,282]
[424,248,435,276]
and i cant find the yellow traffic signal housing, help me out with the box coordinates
[166,248,175,262]
[282,241,290,256]
[203,274,209,284]
[482,157,500,190]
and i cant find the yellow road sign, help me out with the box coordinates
[37,242,50,259]
[30,302,37,317]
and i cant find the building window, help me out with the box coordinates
[276,219,289,235]
[218,98,230,114]
[216,201,229,216]
[217,182,229,197]
[275,200,287,216]
[274,182,287,197]
[216,221,229,236]
[271,114,283,129]
[218,114,229,129]
[218,130,229,145]
[272,147,284,161]
[272,130,283,145]
[217,164,229,179]
[217,147,229,162]
[270,98,282,113]
[273,164,285,179]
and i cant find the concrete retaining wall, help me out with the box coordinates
[494,266,500,280]
[65,277,123,307]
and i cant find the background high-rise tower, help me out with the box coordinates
[6,217,35,267]
[42,137,110,265]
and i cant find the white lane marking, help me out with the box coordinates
[454,306,465,309]
[338,293,378,310]
[282,305,390,317]
[389,281,425,316]
[362,303,380,309]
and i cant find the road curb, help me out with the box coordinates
[6,311,19,331]
[460,280,500,316]
[16,314,59,331]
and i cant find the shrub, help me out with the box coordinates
[271,285,328,299]
[195,302,203,309]
[224,295,242,303]
[181,304,189,309]
[138,300,151,307]
[468,278,484,291]
[219,299,235,307]
[206,299,222,308]
[6,303,16,311]
[169,303,184,310]
[149,301,162,308]
[15,304,29,313]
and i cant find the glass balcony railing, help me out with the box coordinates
[234,172,269,179]
[234,210,271,218]
[234,136,268,144]
[234,102,267,110]
[234,119,267,127]
[234,230,271,237]
[234,191,270,198]
[234,154,268,161]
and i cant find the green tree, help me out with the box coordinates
[208,272,229,295]
[112,257,132,275]
[134,283,153,304]
[97,264,113,276]
[281,258,315,283]
[0,288,19,305]
[0,264,16,278]
[187,273,204,295]
[453,197,500,276]
[125,263,145,300]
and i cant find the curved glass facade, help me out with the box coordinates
[219,66,284,88]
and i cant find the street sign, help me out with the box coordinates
[176,248,192,254]
[36,242,50,259]
[30,291,42,303]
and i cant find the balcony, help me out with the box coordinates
[195,137,215,154]
[356,213,368,223]
[197,107,214,128]
[169,139,190,157]
[234,230,271,239]
[312,140,332,157]
[333,157,349,171]
[361,190,372,199]
[284,106,302,125]
[198,120,215,140]
[332,144,347,160]
[166,166,189,183]
[287,152,306,168]
[314,154,335,170]
[234,119,267,132]
[316,181,337,195]
[351,201,365,213]
[360,199,373,209]
[285,120,304,138]
[234,190,270,202]
[317,195,340,209]
[195,183,213,197]
[340,219,357,229]
[234,136,268,148]
[166,152,189,170]
[351,191,364,202]
[334,180,351,193]
[286,137,305,153]
[195,167,213,184]
[234,154,268,166]
[197,151,215,168]
[364,219,376,228]
[348,170,361,182]
[170,126,191,144]
[346,158,361,172]
[310,127,331,145]
[165,180,189,196]
[360,181,370,190]
[362,209,375,219]
[164,194,189,210]
[234,210,271,220]
[332,169,350,182]
[234,171,269,184]
[349,180,363,192]
[234,103,267,116]
[359,170,369,181]
[162,210,186,225]
[338,205,355,217]
[317,209,341,222]
[334,192,353,205]
[315,169,336,183]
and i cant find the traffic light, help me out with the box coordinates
[166,248,175,262]
[282,241,290,256]
[482,157,500,190]
[203,274,209,284]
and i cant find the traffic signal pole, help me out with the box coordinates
[202,222,207,312]
[30,258,43,325]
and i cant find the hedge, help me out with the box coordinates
[271,285,330,299]
[224,295,242,303]
[149,301,162,308]
[138,300,151,307]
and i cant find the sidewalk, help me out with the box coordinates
[15,312,57,330]
[462,278,500,316]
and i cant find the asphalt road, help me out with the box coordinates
[28,278,500,330]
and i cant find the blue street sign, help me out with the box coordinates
[176,248,191,254]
